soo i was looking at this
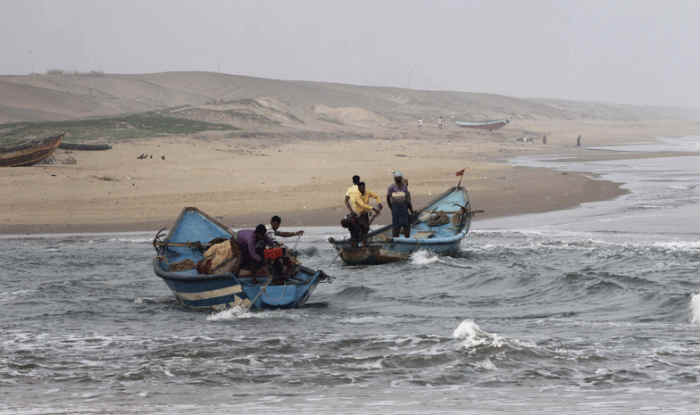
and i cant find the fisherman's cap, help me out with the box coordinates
[393,170,403,178]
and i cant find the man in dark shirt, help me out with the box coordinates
[386,170,414,238]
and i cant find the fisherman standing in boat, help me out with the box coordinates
[355,182,382,246]
[344,175,361,216]
[342,175,362,246]
[344,181,382,247]
[387,170,414,238]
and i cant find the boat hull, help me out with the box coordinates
[153,207,328,311]
[335,237,463,266]
[455,120,509,131]
[154,260,324,311]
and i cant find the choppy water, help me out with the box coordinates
[1,137,698,414]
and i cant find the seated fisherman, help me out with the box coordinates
[348,181,382,246]
[236,224,274,274]
[269,215,304,244]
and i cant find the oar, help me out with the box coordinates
[369,205,382,225]
[244,276,273,312]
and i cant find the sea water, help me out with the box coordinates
[1,137,698,414]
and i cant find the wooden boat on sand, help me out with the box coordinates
[153,207,330,311]
[328,184,476,266]
[59,142,112,151]
[0,134,63,167]
[455,119,509,131]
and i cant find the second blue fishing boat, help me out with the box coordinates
[328,184,475,265]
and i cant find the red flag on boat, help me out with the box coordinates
[456,168,465,176]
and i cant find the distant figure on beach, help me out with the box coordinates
[387,170,414,238]
[542,134,547,144]
[438,116,444,129]
[269,216,304,243]
[577,135,582,147]
[417,119,423,128]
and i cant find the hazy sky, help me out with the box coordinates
[1,0,698,108]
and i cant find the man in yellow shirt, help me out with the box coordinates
[347,181,382,246]
[344,175,361,216]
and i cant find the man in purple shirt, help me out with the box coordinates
[236,224,273,272]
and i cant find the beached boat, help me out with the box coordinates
[0,134,63,167]
[152,207,330,311]
[455,119,509,131]
[328,185,474,265]
[58,142,112,151]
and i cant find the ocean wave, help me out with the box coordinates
[652,240,700,252]
[340,315,397,325]
[0,289,35,304]
[453,320,504,349]
[207,306,255,321]
[452,320,541,360]
[133,296,176,305]
[333,286,376,298]
[466,234,700,256]
[691,292,700,325]
[296,246,319,257]
[206,307,303,321]
[410,250,439,265]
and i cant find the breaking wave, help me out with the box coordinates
[452,319,504,349]
[410,250,439,265]
[691,292,700,325]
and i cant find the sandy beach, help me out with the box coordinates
[1,119,696,234]
[0,72,697,234]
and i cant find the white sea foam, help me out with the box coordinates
[207,307,302,321]
[206,306,254,321]
[474,357,497,370]
[341,315,394,324]
[653,240,700,252]
[410,250,439,265]
[108,237,152,244]
[691,292,700,325]
[452,319,504,349]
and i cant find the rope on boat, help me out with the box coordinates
[152,227,204,253]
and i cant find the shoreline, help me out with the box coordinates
[0,161,630,235]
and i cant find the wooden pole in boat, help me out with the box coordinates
[245,276,273,312]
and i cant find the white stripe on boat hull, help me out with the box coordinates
[176,285,243,301]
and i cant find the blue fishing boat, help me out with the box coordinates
[328,184,476,265]
[152,207,330,311]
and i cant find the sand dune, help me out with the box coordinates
[2,71,696,124]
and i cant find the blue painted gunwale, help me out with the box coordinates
[153,207,327,311]
[329,186,472,265]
